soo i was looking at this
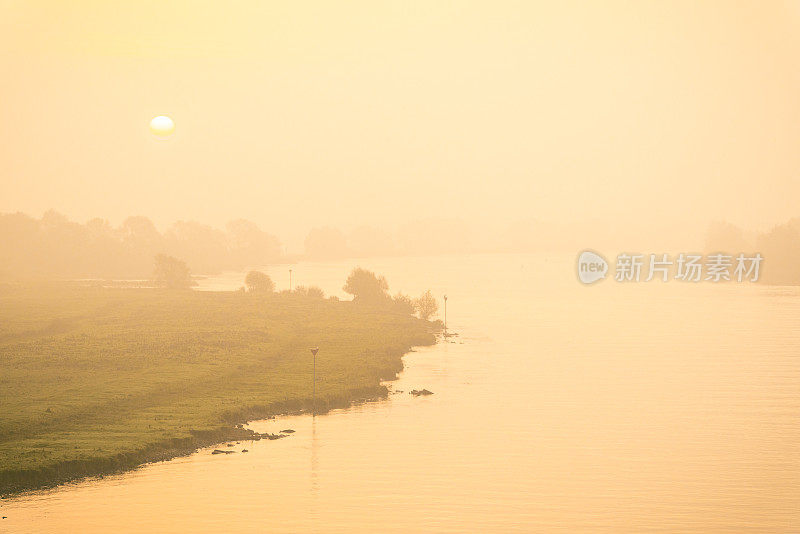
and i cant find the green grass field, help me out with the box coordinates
[0,284,437,494]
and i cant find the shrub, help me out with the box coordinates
[392,293,415,315]
[294,285,325,299]
[245,270,275,293]
[152,254,192,289]
[343,268,389,305]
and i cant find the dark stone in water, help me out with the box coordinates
[409,389,434,396]
[241,449,249,453]
[226,443,234,447]
[280,429,295,434]
[212,449,236,455]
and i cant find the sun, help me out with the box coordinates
[149,115,175,136]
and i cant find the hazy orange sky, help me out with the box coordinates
[1,1,799,248]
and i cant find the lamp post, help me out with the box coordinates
[443,294,447,335]
[310,347,319,416]
[289,269,293,291]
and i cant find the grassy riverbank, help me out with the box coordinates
[0,284,437,494]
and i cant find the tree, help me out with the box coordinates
[121,216,163,248]
[227,219,282,266]
[153,254,192,289]
[414,290,438,320]
[245,270,275,292]
[164,220,229,275]
[343,268,389,304]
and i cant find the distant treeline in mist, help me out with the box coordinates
[303,218,579,260]
[6,210,800,285]
[705,219,800,285]
[302,218,707,260]
[0,211,282,280]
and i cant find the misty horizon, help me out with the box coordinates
[4,208,800,283]
[3,2,800,248]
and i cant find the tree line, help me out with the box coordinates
[0,210,282,280]
[238,266,439,321]
[705,218,800,285]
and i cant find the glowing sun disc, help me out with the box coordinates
[149,115,175,136]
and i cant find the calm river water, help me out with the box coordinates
[3,254,799,532]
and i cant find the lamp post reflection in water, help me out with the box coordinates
[310,416,320,497]
[310,347,319,416]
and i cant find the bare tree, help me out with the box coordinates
[414,290,438,320]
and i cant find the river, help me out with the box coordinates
[3,253,799,532]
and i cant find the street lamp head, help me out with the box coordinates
[310,347,319,356]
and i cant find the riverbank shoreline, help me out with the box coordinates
[1,383,405,497]
[0,285,438,496]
